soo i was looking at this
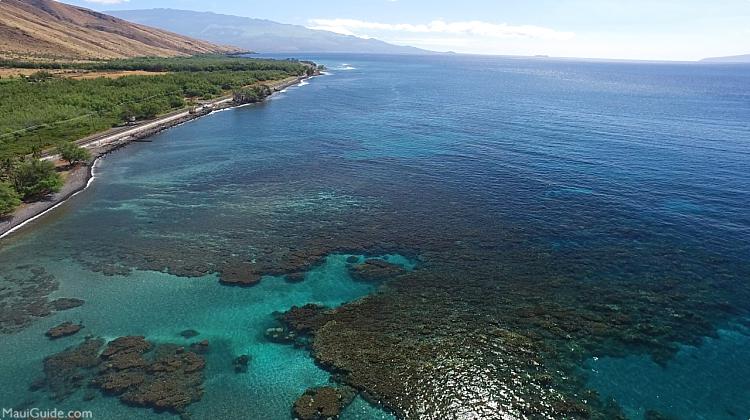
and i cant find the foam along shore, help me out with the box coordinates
[0,74,315,239]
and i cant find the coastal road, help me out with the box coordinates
[42,96,234,161]
[42,75,305,161]
[84,97,233,149]
[42,74,304,161]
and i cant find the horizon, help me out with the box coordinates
[59,0,750,61]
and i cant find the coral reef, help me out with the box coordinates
[31,336,206,417]
[34,338,104,400]
[219,261,262,286]
[179,329,200,339]
[45,321,83,339]
[233,355,250,373]
[292,386,356,420]
[280,253,745,419]
[0,266,59,333]
[50,298,85,311]
[188,340,210,354]
[285,272,306,283]
[279,304,333,336]
[348,259,407,282]
[264,327,298,345]
[345,256,360,264]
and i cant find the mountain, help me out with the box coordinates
[109,9,432,55]
[0,0,240,60]
[701,54,750,63]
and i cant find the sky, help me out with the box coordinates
[63,0,750,61]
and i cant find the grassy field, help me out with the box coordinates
[0,69,168,79]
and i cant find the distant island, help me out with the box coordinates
[701,54,750,63]
[109,9,434,55]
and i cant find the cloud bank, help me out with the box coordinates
[308,18,575,41]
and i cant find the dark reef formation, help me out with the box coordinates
[285,272,306,283]
[179,329,200,339]
[45,321,83,339]
[31,336,206,418]
[264,326,298,345]
[33,338,104,400]
[219,260,262,286]
[348,259,407,282]
[275,248,747,419]
[189,339,210,355]
[232,354,250,373]
[293,386,356,420]
[265,304,334,349]
[280,304,334,336]
[50,298,85,311]
[0,265,84,333]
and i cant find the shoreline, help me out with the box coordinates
[0,74,314,240]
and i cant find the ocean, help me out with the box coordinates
[0,54,748,419]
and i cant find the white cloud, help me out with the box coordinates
[308,18,575,41]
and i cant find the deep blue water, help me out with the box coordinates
[0,54,749,419]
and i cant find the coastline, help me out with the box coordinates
[0,74,314,239]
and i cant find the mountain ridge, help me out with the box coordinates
[109,9,434,55]
[0,0,241,60]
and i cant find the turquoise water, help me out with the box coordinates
[0,253,398,419]
[1,54,749,418]
[588,325,750,419]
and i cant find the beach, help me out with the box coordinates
[0,74,312,239]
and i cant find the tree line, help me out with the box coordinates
[0,55,309,74]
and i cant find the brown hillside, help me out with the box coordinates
[0,0,241,60]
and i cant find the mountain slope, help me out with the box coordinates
[110,9,432,55]
[0,0,240,60]
[701,54,750,63]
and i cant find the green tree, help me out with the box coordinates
[56,143,91,165]
[13,159,63,199]
[0,182,21,215]
[26,71,55,83]
[30,144,43,159]
[0,158,18,183]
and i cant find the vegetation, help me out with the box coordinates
[232,85,273,104]
[0,56,308,73]
[56,143,91,165]
[0,55,312,215]
[0,56,309,160]
[11,159,63,200]
[0,182,20,216]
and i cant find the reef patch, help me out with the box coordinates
[293,386,356,420]
[31,335,206,418]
